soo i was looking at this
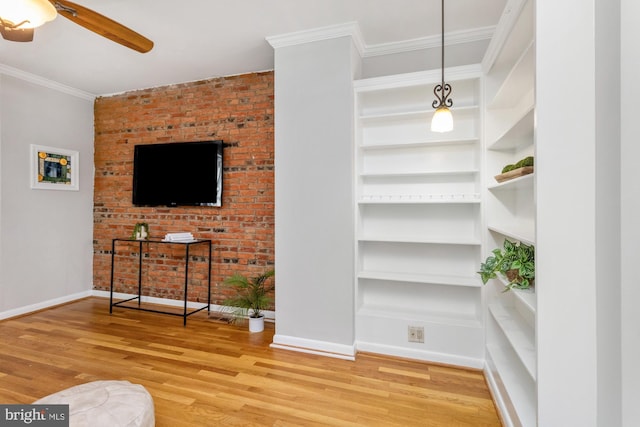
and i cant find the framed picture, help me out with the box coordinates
[30,145,79,191]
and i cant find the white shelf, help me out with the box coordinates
[489,107,535,151]
[488,173,534,192]
[360,137,479,150]
[358,235,481,246]
[358,304,482,328]
[483,0,536,425]
[359,105,478,122]
[493,276,536,326]
[488,41,535,110]
[487,224,535,246]
[354,67,483,364]
[360,170,479,178]
[489,303,536,380]
[358,270,481,288]
[513,288,537,314]
[358,194,481,204]
[486,343,537,427]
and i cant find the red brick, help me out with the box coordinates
[93,72,275,306]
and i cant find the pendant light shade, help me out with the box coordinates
[431,0,453,133]
[431,106,453,133]
[0,0,57,29]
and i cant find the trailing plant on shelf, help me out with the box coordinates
[222,269,275,332]
[478,239,535,291]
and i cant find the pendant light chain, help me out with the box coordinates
[430,0,453,132]
[441,0,445,89]
[432,0,452,111]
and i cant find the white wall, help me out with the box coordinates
[621,0,640,425]
[0,74,95,317]
[536,1,599,425]
[537,0,623,425]
[270,34,360,357]
[594,0,622,424]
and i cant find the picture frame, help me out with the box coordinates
[30,144,79,191]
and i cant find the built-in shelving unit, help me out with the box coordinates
[481,0,536,425]
[353,66,484,367]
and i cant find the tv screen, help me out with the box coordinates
[132,140,223,207]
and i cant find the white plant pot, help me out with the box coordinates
[248,315,264,333]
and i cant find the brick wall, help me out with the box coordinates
[92,72,274,307]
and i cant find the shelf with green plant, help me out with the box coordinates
[493,156,534,184]
[478,239,535,292]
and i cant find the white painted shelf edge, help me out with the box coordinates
[360,137,479,150]
[486,343,537,427]
[488,40,535,110]
[495,276,537,316]
[488,106,535,151]
[359,105,478,122]
[488,173,534,191]
[358,270,481,287]
[487,224,535,245]
[358,194,481,204]
[358,304,482,328]
[358,236,481,245]
[513,288,537,313]
[489,303,536,380]
[360,169,479,178]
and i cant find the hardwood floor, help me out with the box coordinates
[0,298,501,426]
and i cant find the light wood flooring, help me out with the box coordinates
[0,297,501,426]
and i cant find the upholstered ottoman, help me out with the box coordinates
[34,380,154,427]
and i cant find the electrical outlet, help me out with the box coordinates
[408,326,424,343]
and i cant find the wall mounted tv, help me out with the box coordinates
[132,140,223,207]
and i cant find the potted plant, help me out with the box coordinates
[478,239,535,291]
[222,269,275,332]
[494,156,534,183]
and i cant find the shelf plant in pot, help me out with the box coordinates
[478,239,535,291]
[222,269,274,333]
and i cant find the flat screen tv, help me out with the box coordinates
[132,140,223,207]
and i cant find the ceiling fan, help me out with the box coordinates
[0,0,153,53]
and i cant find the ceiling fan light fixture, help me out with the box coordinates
[0,0,57,29]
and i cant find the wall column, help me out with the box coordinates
[268,24,363,357]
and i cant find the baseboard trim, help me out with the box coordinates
[356,341,484,369]
[271,334,356,361]
[0,291,279,323]
[91,290,276,321]
[0,290,93,321]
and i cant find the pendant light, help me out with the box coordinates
[431,0,453,133]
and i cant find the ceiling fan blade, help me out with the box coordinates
[51,0,153,53]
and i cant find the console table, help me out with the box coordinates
[109,238,212,325]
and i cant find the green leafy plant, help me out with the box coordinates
[515,156,534,168]
[222,269,275,321]
[501,156,534,173]
[130,222,149,240]
[478,239,535,291]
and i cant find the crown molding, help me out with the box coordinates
[0,63,95,101]
[266,22,494,60]
[481,0,529,72]
[266,21,365,57]
[364,26,496,58]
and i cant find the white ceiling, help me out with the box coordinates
[0,0,507,96]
